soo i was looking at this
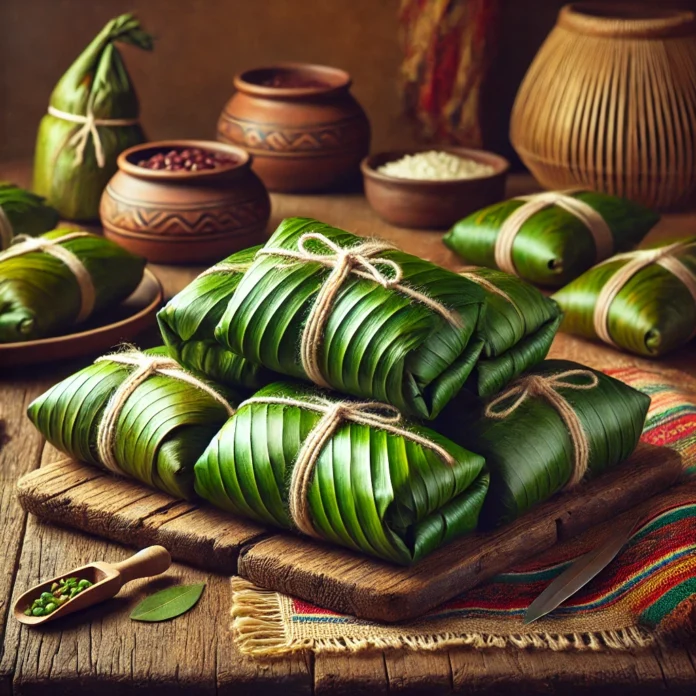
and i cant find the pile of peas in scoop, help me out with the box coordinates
[25,577,93,616]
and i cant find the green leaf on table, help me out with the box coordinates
[130,583,205,622]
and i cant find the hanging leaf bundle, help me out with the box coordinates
[33,14,152,220]
[444,190,660,287]
[27,347,238,499]
[0,229,144,342]
[458,267,562,398]
[552,238,696,358]
[438,360,650,528]
[157,246,277,389]
[194,381,489,565]
[0,182,59,250]
[214,217,489,420]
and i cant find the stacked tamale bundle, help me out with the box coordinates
[0,183,59,250]
[0,229,144,342]
[33,14,152,220]
[444,190,660,287]
[27,217,651,565]
[553,238,696,357]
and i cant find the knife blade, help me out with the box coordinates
[523,515,639,625]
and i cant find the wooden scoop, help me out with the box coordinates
[13,545,172,626]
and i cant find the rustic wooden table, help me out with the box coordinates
[1,163,695,695]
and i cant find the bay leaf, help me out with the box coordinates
[130,583,205,622]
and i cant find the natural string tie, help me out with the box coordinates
[95,350,235,475]
[593,240,696,346]
[240,394,456,538]
[48,98,139,168]
[484,369,600,488]
[494,190,613,276]
[257,232,463,387]
[0,232,95,322]
[460,269,525,324]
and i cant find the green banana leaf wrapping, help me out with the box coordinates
[552,238,696,358]
[0,229,145,342]
[459,267,562,398]
[194,381,489,564]
[444,191,660,287]
[438,360,650,528]
[214,217,489,420]
[27,347,238,499]
[157,246,277,389]
[0,182,59,250]
[33,14,152,220]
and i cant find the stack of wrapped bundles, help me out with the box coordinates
[160,217,562,414]
[552,238,696,357]
[444,190,660,287]
[26,217,651,565]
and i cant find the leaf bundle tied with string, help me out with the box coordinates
[157,245,278,390]
[33,13,152,220]
[214,217,489,420]
[194,381,489,565]
[444,190,660,287]
[0,229,144,342]
[437,359,650,528]
[552,237,696,357]
[27,347,239,499]
[0,182,59,250]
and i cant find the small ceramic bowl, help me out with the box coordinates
[100,140,271,264]
[361,147,509,229]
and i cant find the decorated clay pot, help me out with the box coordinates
[100,140,270,264]
[217,63,370,192]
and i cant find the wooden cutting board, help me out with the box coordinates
[17,442,682,623]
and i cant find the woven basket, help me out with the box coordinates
[510,3,696,210]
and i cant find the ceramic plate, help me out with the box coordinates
[0,269,163,367]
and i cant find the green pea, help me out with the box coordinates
[31,607,44,617]
[78,579,91,589]
[39,592,53,602]
[50,582,59,592]
[44,602,57,613]
[24,608,32,616]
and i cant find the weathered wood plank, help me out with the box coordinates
[17,443,681,624]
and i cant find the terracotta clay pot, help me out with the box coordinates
[100,140,271,264]
[217,63,370,193]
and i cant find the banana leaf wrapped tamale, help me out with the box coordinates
[444,190,659,287]
[459,267,562,397]
[439,360,650,528]
[214,217,488,420]
[194,381,489,564]
[33,14,152,220]
[0,230,144,342]
[28,347,238,499]
[0,183,59,250]
[157,246,277,389]
[552,238,696,358]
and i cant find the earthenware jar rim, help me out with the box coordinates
[117,140,252,182]
[559,3,696,39]
[234,62,352,100]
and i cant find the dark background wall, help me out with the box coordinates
[1,0,694,164]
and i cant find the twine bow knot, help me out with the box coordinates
[485,369,600,488]
[48,95,139,169]
[0,232,95,322]
[95,349,234,476]
[257,231,462,388]
[241,392,455,537]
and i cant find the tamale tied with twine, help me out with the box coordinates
[0,183,59,250]
[437,360,650,527]
[553,237,696,357]
[194,381,489,565]
[33,14,152,220]
[444,190,660,287]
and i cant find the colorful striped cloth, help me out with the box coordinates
[231,366,696,657]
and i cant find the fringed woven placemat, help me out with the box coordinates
[231,366,696,658]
